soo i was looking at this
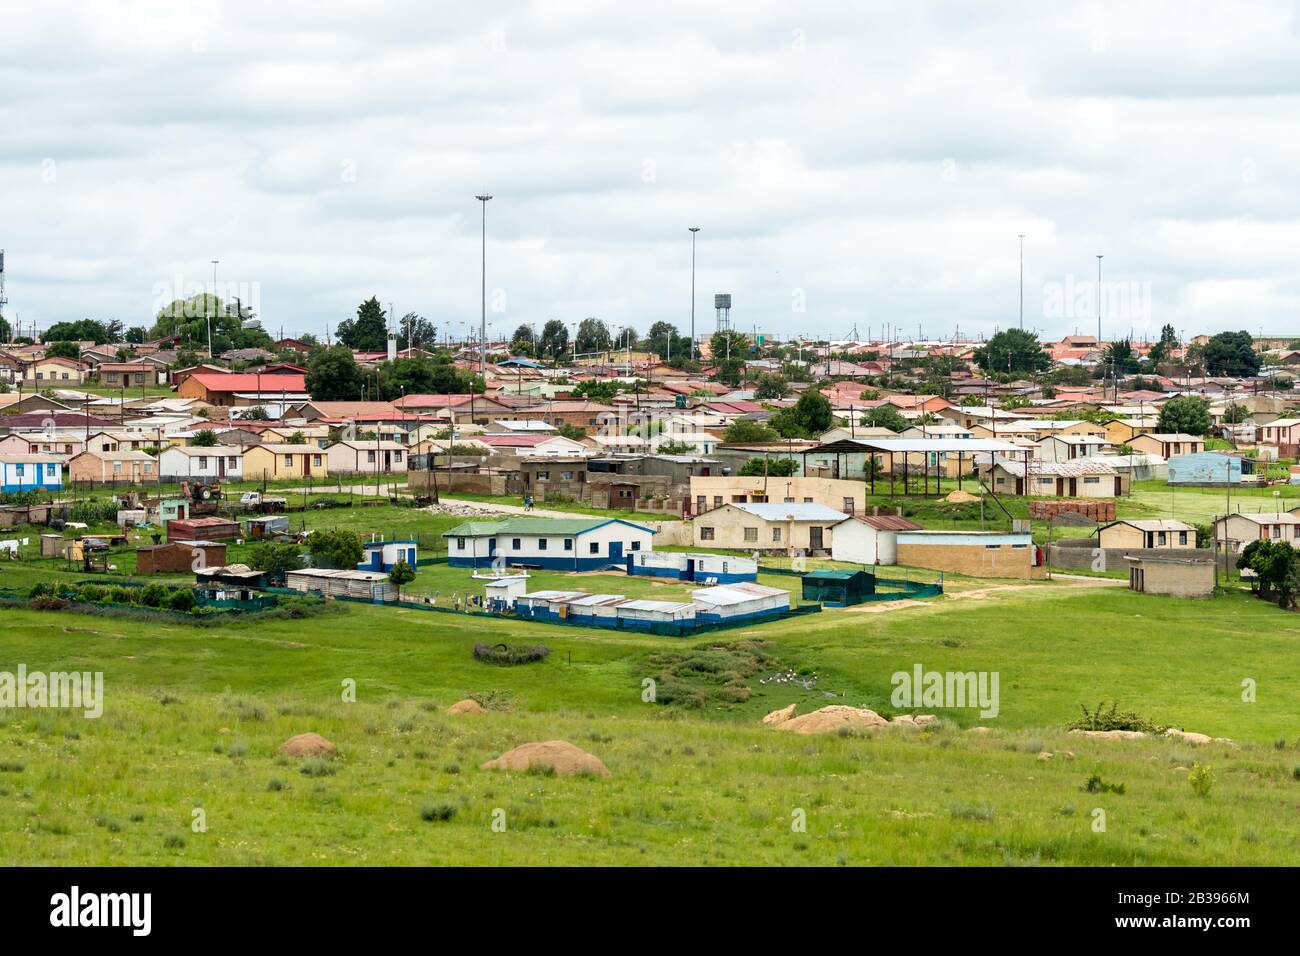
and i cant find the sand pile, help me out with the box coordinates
[279,732,337,758]
[762,704,798,726]
[446,699,486,716]
[945,490,980,504]
[480,740,610,776]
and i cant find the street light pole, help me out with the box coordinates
[689,227,700,360]
[475,194,492,376]
[208,259,219,359]
[1018,235,1025,329]
[1095,254,1103,346]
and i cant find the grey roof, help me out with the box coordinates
[729,502,847,522]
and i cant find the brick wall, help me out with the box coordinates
[896,541,1044,579]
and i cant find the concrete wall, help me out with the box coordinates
[896,539,1043,579]
[1128,558,1215,597]
[1050,540,1211,572]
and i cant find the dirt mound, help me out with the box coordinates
[776,705,889,734]
[762,704,798,726]
[890,714,938,727]
[1069,729,1146,741]
[480,740,610,777]
[279,732,337,758]
[446,699,486,716]
[945,490,980,504]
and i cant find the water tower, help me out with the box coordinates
[714,293,732,333]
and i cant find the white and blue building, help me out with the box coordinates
[357,539,418,573]
[627,550,757,584]
[0,455,62,492]
[443,517,655,571]
[1168,451,1253,486]
[691,582,790,625]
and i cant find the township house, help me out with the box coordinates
[25,356,87,384]
[176,372,309,407]
[1097,519,1197,550]
[243,443,327,480]
[0,454,62,491]
[444,517,656,571]
[159,445,246,480]
[1258,418,1300,454]
[693,502,846,553]
[981,457,1127,497]
[1213,512,1300,553]
[68,449,156,483]
[1035,434,1111,462]
[97,363,163,387]
[829,513,924,565]
[477,433,589,457]
[689,475,867,516]
[325,441,408,475]
[1127,433,1205,458]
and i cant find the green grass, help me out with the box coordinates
[1,568,1298,864]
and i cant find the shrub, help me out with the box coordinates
[1188,763,1214,798]
[76,584,105,603]
[420,803,457,822]
[29,595,68,611]
[1068,702,1167,735]
[1083,770,1126,795]
[473,642,550,666]
[166,589,197,612]
[106,586,135,605]
[138,583,168,608]
[299,758,335,777]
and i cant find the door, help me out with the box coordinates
[1114,477,1122,496]
[608,541,623,566]
[809,526,824,551]
[1015,478,1024,495]
[686,558,696,582]
[303,454,311,476]
[1068,478,1077,496]
[218,456,226,478]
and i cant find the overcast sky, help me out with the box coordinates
[3,1,1299,344]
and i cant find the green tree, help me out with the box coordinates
[723,419,779,443]
[305,345,365,400]
[656,439,696,454]
[556,424,587,441]
[1202,331,1260,377]
[770,389,833,439]
[1156,395,1212,436]
[570,380,619,402]
[538,319,569,359]
[861,405,909,432]
[1102,339,1141,375]
[709,330,749,385]
[574,317,612,354]
[190,429,218,447]
[0,315,10,342]
[44,319,115,344]
[737,456,798,477]
[754,373,790,399]
[973,329,1050,375]
[1222,402,1249,425]
[387,559,416,601]
[249,541,304,575]
[45,340,81,359]
[336,297,389,352]
[397,313,438,350]
[510,325,535,356]
[306,529,363,570]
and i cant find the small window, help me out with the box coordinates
[284,455,293,467]
[538,538,548,551]
[803,497,813,503]
[512,538,521,549]
[713,496,722,508]
[564,539,573,551]
[456,537,466,549]
[631,541,641,551]
[313,456,322,466]
[701,527,715,541]
[1157,532,1167,546]
[1179,531,1188,545]
[589,542,599,554]
[772,527,782,543]
[743,527,758,542]
[367,450,376,463]
[198,457,208,468]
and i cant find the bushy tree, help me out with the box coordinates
[861,405,909,432]
[306,345,364,400]
[1156,395,1212,436]
[1202,331,1260,377]
[723,419,780,443]
[538,319,569,359]
[574,317,612,354]
[737,456,798,477]
[769,389,833,439]
[754,373,790,399]
[973,329,1050,375]
[45,340,81,359]
[250,541,304,575]
[190,429,218,447]
[306,529,363,569]
[387,559,416,601]
[336,297,389,352]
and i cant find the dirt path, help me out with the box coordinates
[844,573,1125,614]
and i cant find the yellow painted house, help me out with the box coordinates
[1101,417,1157,445]
[243,443,328,480]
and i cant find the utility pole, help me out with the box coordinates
[208,259,219,359]
[1095,254,1103,347]
[689,227,700,360]
[475,194,492,375]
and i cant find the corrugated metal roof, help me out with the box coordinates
[846,514,924,531]
[730,502,847,522]
[442,516,654,537]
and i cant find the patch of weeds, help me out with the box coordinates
[949,804,997,821]
[443,764,461,775]
[267,778,288,792]
[1084,770,1126,795]
[1188,763,1214,798]
[163,835,186,849]
[228,742,247,759]
[158,693,181,706]
[468,689,517,712]
[646,639,778,710]
[0,761,24,773]
[420,803,457,822]
[299,757,336,778]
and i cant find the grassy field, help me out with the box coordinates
[1,559,1298,865]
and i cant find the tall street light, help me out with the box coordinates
[1018,235,1025,329]
[475,194,492,375]
[208,259,219,358]
[1095,254,1104,346]
[689,227,700,360]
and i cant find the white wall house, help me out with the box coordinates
[159,445,246,480]
[326,440,409,475]
[444,516,655,570]
[830,513,925,566]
